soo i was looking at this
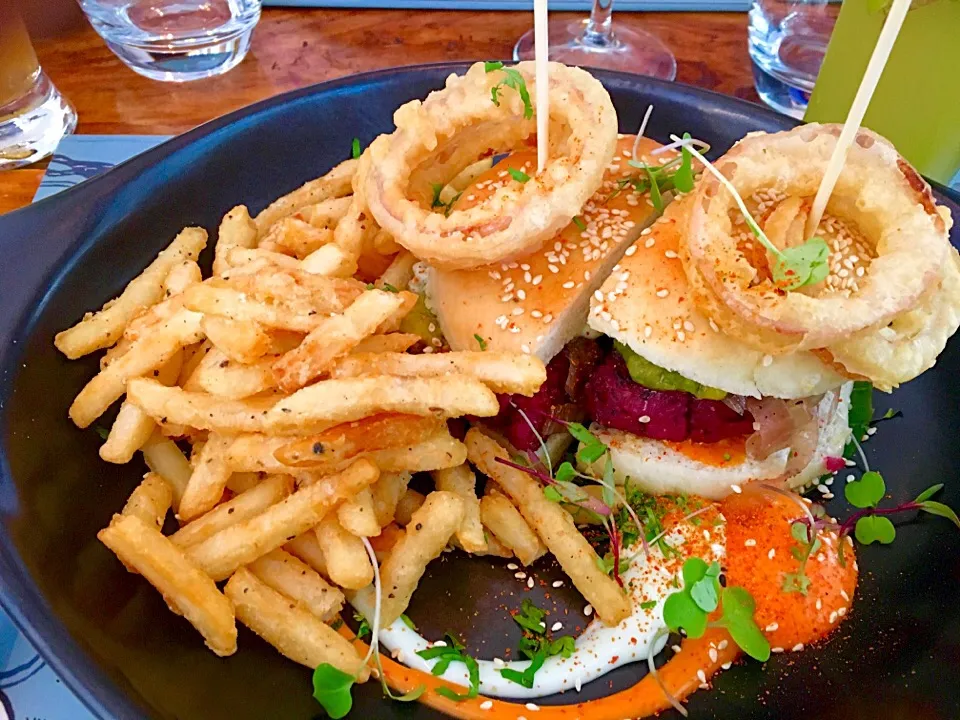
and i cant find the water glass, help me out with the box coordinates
[77,0,262,82]
[748,0,840,118]
[0,0,77,170]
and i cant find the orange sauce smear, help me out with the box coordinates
[722,489,858,650]
[341,626,738,720]
[663,435,748,467]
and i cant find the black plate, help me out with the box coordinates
[1,63,959,720]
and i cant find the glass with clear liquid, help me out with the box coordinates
[748,0,840,118]
[77,0,261,82]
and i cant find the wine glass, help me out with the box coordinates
[513,0,677,79]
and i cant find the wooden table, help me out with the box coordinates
[0,8,758,216]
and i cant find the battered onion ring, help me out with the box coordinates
[363,61,618,270]
[826,246,960,391]
[682,124,950,353]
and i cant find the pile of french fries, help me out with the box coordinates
[55,157,627,684]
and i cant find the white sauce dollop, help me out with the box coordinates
[372,520,725,699]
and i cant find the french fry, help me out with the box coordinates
[466,429,631,625]
[301,241,358,278]
[331,351,547,396]
[224,434,298,473]
[141,433,192,509]
[201,315,271,364]
[184,348,277,399]
[273,414,442,470]
[55,227,207,359]
[179,432,233,522]
[265,375,499,434]
[247,549,345,622]
[433,464,486,553]
[376,250,416,292]
[100,351,182,464]
[226,247,302,271]
[163,260,202,297]
[370,431,467,474]
[371,228,401,256]
[336,488,380,538]
[371,471,412,527]
[350,491,464,626]
[69,309,204,428]
[186,459,378,581]
[254,159,357,236]
[226,471,262,495]
[181,284,323,333]
[259,217,333,258]
[98,514,237,656]
[369,522,404,561]
[273,289,408,391]
[178,340,212,386]
[121,472,173,530]
[126,379,275,434]
[225,567,368,679]
[315,514,374,590]
[373,291,417,335]
[171,475,294,549]
[479,530,514,559]
[479,494,546,567]
[351,333,419,355]
[284,532,330,578]
[394,489,426,527]
[293,196,352,229]
[213,205,257,275]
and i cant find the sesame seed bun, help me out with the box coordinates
[428,136,672,361]
[587,382,852,500]
[587,196,847,399]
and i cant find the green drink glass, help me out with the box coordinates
[805,0,960,185]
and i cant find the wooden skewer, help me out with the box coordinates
[804,0,913,239]
[534,0,549,174]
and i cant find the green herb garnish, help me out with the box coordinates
[382,283,399,293]
[485,61,533,119]
[663,558,770,661]
[312,664,357,719]
[400,614,417,631]
[640,600,658,610]
[416,632,480,701]
[572,215,587,231]
[782,521,821,595]
[508,167,531,183]
[473,333,487,351]
[567,422,606,464]
[500,599,576,688]
[845,381,874,458]
[351,137,362,159]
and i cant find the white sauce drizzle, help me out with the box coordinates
[369,519,725,699]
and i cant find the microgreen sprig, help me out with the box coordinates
[484,61,534,119]
[351,137,362,159]
[663,558,770,661]
[500,599,575,688]
[669,134,829,292]
[508,167,531,183]
[416,632,481,702]
[312,539,425,718]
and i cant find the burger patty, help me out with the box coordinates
[488,338,755,451]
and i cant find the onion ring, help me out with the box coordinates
[825,246,960,391]
[363,61,618,270]
[682,124,950,353]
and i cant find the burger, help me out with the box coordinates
[424,137,852,500]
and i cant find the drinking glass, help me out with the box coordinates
[0,0,77,170]
[748,0,839,118]
[76,0,261,82]
[513,0,676,79]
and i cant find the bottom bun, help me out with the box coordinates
[583,383,852,500]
